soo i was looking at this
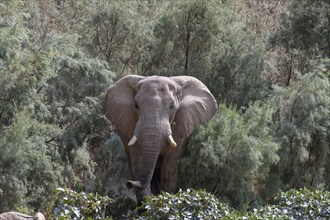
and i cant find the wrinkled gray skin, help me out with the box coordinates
[104,75,217,206]
[0,212,45,220]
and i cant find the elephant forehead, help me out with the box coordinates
[142,76,178,87]
[136,85,177,106]
[136,86,172,101]
[139,77,179,93]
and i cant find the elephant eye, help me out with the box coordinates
[170,104,175,111]
[135,103,139,110]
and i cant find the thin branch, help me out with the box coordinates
[326,10,330,57]
[45,136,56,144]
[269,0,281,13]
[36,85,44,93]
[289,74,310,122]
[96,30,107,57]
[121,38,139,74]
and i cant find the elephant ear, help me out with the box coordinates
[104,75,144,140]
[170,76,218,139]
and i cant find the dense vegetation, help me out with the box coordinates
[134,188,330,219]
[0,0,329,218]
[51,187,330,219]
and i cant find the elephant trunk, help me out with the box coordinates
[127,180,142,189]
[129,114,173,203]
[128,139,161,205]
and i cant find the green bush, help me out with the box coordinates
[52,188,114,220]
[43,188,330,219]
[107,196,136,220]
[250,188,330,219]
[180,103,279,208]
[127,188,330,219]
[131,189,236,219]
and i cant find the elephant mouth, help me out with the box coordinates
[128,134,177,148]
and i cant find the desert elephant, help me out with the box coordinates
[104,75,217,206]
[0,212,45,220]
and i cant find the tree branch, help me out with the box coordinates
[121,38,139,74]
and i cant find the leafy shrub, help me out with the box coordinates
[127,188,330,219]
[131,189,236,219]
[180,103,279,208]
[248,188,330,219]
[107,196,136,220]
[52,188,114,220]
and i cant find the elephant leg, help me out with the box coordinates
[160,156,179,193]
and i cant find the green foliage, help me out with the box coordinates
[266,59,330,196]
[0,108,62,210]
[106,196,136,220]
[249,188,330,219]
[81,0,154,76]
[0,0,114,211]
[145,0,270,107]
[90,133,130,193]
[275,0,330,57]
[133,189,235,220]
[180,102,279,207]
[44,189,135,220]
[207,7,270,106]
[147,0,217,76]
[1,0,330,215]
[274,188,330,219]
[52,188,114,220]
[129,188,330,219]
[270,0,330,86]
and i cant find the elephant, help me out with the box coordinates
[0,212,45,220]
[104,75,217,207]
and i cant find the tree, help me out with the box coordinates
[143,0,217,77]
[0,0,114,211]
[179,102,279,208]
[265,59,330,197]
[0,1,63,209]
[269,0,330,86]
[82,0,154,77]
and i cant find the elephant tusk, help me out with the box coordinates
[167,135,177,148]
[128,135,137,146]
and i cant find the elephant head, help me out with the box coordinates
[104,75,217,206]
